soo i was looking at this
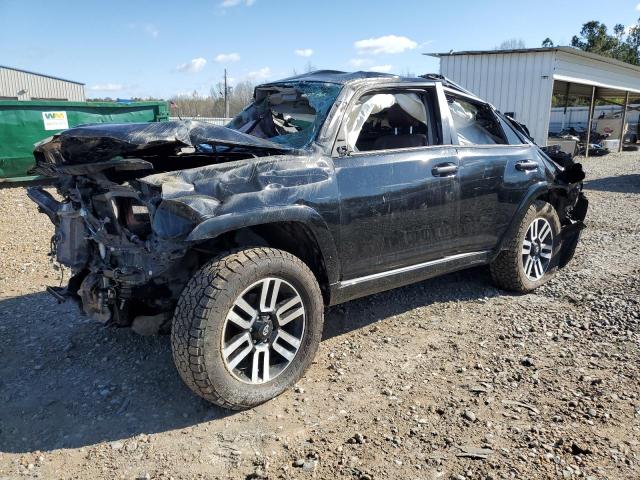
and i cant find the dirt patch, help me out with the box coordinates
[0,153,638,479]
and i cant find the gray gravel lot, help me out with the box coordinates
[0,153,638,479]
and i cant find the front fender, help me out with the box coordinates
[186,204,341,284]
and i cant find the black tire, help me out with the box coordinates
[171,247,324,410]
[490,201,561,293]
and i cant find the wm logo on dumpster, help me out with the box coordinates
[42,111,69,131]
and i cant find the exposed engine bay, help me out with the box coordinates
[27,120,301,329]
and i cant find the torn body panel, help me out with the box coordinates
[33,120,293,167]
[28,120,341,325]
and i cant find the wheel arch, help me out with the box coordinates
[495,181,576,257]
[185,206,340,304]
[494,182,549,256]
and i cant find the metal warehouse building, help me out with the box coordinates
[429,47,640,153]
[0,65,85,101]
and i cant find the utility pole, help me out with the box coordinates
[224,68,229,119]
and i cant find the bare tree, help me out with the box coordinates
[495,38,526,50]
[170,80,255,118]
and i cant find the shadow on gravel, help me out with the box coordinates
[584,174,640,194]
[0,292,233,454]
[323,266,503,340]
[0,266,504,454]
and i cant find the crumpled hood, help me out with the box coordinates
[33,120,294,166]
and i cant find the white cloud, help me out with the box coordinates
[368,65,393,73]
[175,57,207,73]
[349,58,373,68]
[636,3,640,11]
[215,52,241,62]
[89,83,125,92]
[354,35,418,55]
[247,67,272,80]
[220,0,255,6]
[294,48,314,57]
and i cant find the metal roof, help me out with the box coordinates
[0,65,85,85]
[426,46,640,75]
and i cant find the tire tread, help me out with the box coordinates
[490,201,560,293]
[171,247,321,410]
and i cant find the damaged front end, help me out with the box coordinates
[28,121,295,329]
[29,179,191,327]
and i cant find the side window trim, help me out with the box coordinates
[434,82,457,146]
[496,113,529,145]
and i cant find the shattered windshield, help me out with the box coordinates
[227,82,342,148]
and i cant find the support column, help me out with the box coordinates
[562,82,570,131]
[584,85,596,159]
[619,90,630,153]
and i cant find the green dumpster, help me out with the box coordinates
[0,100,169,182]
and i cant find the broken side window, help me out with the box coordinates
[446,94,508,145]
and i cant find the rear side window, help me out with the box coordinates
[446,95,507,145]
[497,115,527,145]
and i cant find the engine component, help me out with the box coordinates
[55,202,89,270]
[77,273,112,323]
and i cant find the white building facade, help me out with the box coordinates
[430,47,640,147]
[0,65,85,102]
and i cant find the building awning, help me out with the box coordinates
[553,74,640,97]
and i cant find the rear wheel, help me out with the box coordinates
[171,247,324,410]
[490,201,561,292]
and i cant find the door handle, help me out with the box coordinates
[432,163,458,176]
[515,160,538,171]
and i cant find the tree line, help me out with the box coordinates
[168,80,255,119]
[543,18,640,65]
[87,80,256,119]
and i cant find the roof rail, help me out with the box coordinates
[419,74,475,97]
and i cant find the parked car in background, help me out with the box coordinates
[27,71,588,409]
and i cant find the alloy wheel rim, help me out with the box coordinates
[522,217,553,281]
[221,277,306,384]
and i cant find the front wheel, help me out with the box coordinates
[171,247,324,410]
[490,201,561,293]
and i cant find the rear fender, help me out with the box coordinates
[493,181,548,257]
[493,183,588,270]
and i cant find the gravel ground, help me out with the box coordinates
[0,153,638,480]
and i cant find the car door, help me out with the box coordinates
[333,84,461,281]
[445,91,546,253]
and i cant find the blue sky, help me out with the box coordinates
[2,0,640,99]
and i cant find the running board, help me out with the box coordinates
[329,251,490,305]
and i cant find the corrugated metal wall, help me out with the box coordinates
[0,67,85,101]
[440,52,556,144]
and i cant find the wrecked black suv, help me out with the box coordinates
[28,71,588,409]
